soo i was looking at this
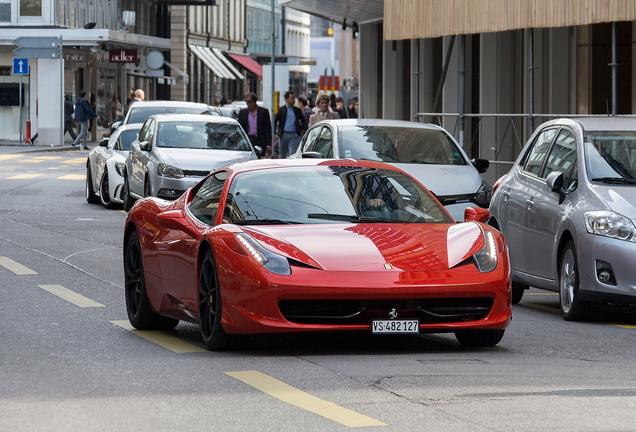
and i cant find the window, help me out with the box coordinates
[20,0,41,16]
[543,128,578,190]
[137,120,152,143]
[189,171,228,225]
[301,126,322,153]
[522,128,558,177]
[313,127,333,158]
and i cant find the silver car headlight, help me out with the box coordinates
[584,211,636,242]
[115,162,126,177]
[157,163,184,179]
[473,230,498,273]
[235,233,291,275]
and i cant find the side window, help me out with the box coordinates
[301,127,322,153]
[188,171,228,225]
[522,128,558,177]
[543,128,578,191]
[144,119,156,145]
[313,127,333,158]
[137,120,151,143]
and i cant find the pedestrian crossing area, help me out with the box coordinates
[0,153,87,180]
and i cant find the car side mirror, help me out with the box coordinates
[98,139,109,147]
[301,151,324,159]
[464,207,490,223]
[471,158,490,174]
[110,121,121,130]
[253,145,264,157]
[545,171,567,204]
[139,141,150,151]
[156,210,199,238]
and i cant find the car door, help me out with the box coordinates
[157,171,227,311]
[523,127,578,280]
[130,118,156,197]
[499,127,559,275]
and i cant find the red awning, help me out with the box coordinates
[226,53,263,80]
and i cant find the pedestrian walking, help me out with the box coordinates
[335,96,351,119]
[296,95,313,131]
[237,92,271,156]
[308,93,340,127]
[275,91,307,158]
[72,90,99,150]
[63,94,77,141]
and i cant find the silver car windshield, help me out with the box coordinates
[585,131,636,184]
[338,126,467,165]
[127,106,210,124]
[225,166,452,225]
[157,121,252,151]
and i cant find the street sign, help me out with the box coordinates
[13,36,61,58]
[12,58,29,75]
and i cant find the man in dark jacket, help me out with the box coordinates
[274,91,307,159]
[63,94,77,141]
[72,90,99,149]
[238,92,271,156]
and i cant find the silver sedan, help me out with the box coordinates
[489,117,636,320]
[122,114,259,211]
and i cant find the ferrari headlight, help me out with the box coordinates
[234,233,291,275]
[584,211,636,242]
[157,163,184,179]
[473,180,492,207]
[474,230,498,273]
[115,162,126,177]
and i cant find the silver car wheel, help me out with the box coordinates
[559,247,576,314]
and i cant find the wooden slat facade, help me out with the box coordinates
[385,0,636,40]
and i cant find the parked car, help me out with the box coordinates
[111,100,222,131]
[290,119,491,221]
[489,117,636,320]
[122,114,259,211]
[86,124,141,208]
[123,158,511,350]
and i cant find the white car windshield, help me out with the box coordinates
[586,131,636,184]
[338,126,467,165]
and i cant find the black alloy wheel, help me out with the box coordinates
[124,231,179,330]
[198,249,234,350]
[122,175,136,212]
[99,171,116,209]
[86,165,98,204]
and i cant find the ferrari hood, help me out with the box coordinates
[244,222,485,272]
[157,148,255,171]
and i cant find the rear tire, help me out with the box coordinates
[99,171,116,209]
[511,281,527,304]
[455,329,505,347]
[124,231,179,330]
[122,175,136,212]
[86,165,98,204]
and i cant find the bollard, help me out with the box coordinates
[24,118,31,143]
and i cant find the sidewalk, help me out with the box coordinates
[0,127,108,154]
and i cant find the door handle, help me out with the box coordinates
[525,198,534,208]
[502,190,510,201]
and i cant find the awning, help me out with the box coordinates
[212,48,244,80]
[226,53,263,80]
[189,44,237,80]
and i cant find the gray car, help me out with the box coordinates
[122,114,258,211]
[489,117,636,320]
[291,119,491,221]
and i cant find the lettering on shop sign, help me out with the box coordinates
[109,49,137,63]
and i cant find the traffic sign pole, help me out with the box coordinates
[19,75,22,143]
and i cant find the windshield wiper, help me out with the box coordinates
[591,177,636,184]
[233,219,301,225]
[307,213,402,223]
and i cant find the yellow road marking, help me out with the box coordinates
[520,302,560,314]
[0,154,23,161]
[38,284,104,308]
[7,173,44,179]
[30,156,62,160]
[56,174,85,180]
[60,158,86,165]
[225,370,387,428]
[0,257,37,275]
[111,320,207,353]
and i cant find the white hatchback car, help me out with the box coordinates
[291,119,491,221]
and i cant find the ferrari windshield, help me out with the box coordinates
[224,165,452,225]
[338,125,467,165]
[157,121,252,151]
[586,131,636,183]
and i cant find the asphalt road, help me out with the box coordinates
[2,148,636,431]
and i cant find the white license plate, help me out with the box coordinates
[371,319,420,334]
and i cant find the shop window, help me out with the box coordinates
[0,0,10,22]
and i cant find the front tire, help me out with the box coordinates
[144,177,152,198]
[122,175,136,212]
[559,240,593,321]
[198,250,234,350]
[99,171,116,209]
[86,165,98,204]
[455,330,505,347]
[124,231,179,330]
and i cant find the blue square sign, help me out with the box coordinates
[13,58,29,75]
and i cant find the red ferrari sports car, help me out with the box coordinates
[123,158,511,350]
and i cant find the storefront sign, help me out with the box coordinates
[109,49,137,63]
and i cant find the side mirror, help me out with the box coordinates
[253,145,264,158]
[110,121,122,130]
[139,141,150,151]
[471,158,490,174]
[98,139,109,148]
[301,151,324,159]
[464,207,490,223]
[546,171,566,204]
[156,210,199,238]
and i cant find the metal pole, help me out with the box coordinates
[271,0,276,146]
[414,38,420,121]
[611,21,617,115]
[431,35,455,123]
[59,36,63,146]
[19,74,23,144]
[459,34,465,151]
[528,29,535,131]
